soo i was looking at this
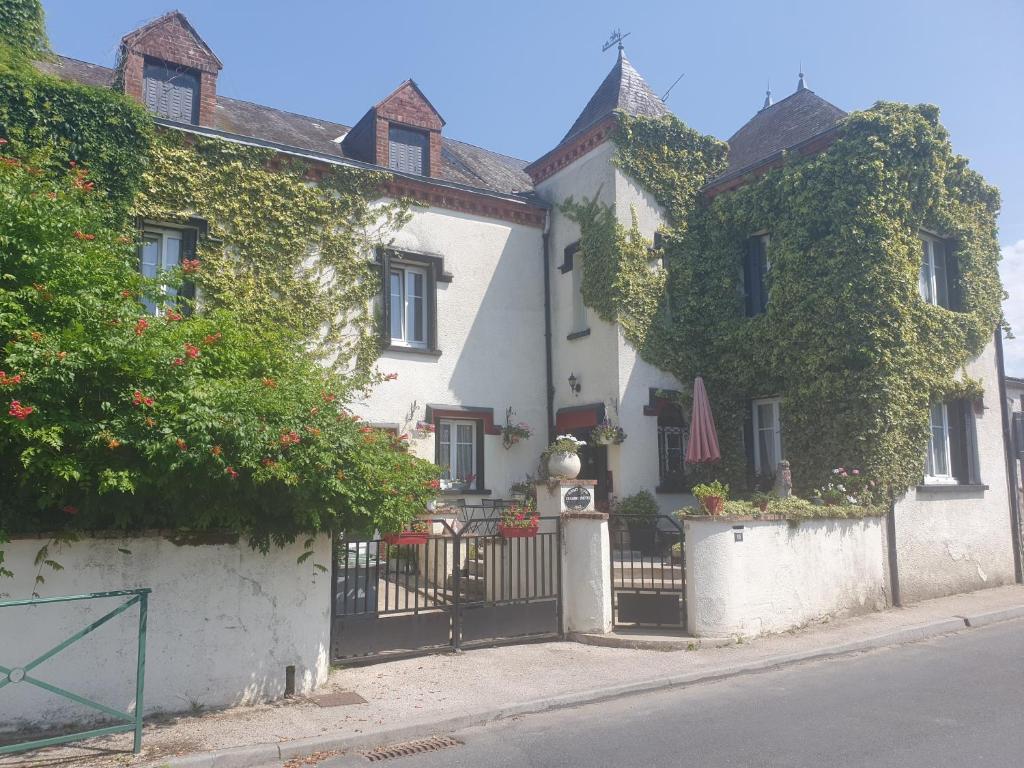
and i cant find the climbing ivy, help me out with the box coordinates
[566,105,1005,496]
[133,131,408,386]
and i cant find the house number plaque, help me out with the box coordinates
[564,486,592,511]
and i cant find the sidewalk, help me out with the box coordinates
[4,585,1024,768]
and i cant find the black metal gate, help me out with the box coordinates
[609,513,686,629]
[331,510,562,662]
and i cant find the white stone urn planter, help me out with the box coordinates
[547,451,581,479]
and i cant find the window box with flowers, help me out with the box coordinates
[382,519,430,546]
[498,502,539,538]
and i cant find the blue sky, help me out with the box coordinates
[40,0,1024,373]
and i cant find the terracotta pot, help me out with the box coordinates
[382,532,429,546]
[498,524,538,539]
[702,496,724,516]
[547,451,581,479]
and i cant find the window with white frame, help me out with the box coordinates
[437,419,478,491]
[139,226,184,314]
[925,403,955,483]
[752,397,783,477]
[919,234,950,308]
[389,263,428,348]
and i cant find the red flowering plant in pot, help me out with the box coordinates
[382,519,430,546]
[498,501,539,538]
[692,481,729,516]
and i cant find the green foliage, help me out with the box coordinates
[677,496,885,521]
[542,434,586,458]
[612,489,659,522]
[0,142,438,552]
[0,41,152,220]
[133,133,408,382]
[569,104,1005,496]
[0,0,48,54]
[691,481,729,501]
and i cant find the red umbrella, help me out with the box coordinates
[685,376,721,464]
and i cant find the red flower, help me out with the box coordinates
[184,343,200,359]
[211,445,223,456]
[203,332,222,345]
[428,478,441,489]
[261,457,275,467]
[0,371,23,387]
[359,426,374,434]
[62,505,78,515]
[132,391,155,408]
[0,138,7,145]
[225,466,239,479]
[182,258,201,274]
[121,289,134,298]
[261,377,277,388]
[117,236,132,245]
[279,430,301,447]
[322,391,337,403]
[175,438,188,451]
[171,357,185,366]
[165,309,183,322]
[72,230,95,241]
[8,400,33,420]
[134,318,149,336]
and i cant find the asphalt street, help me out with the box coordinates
[347,618,1024,767]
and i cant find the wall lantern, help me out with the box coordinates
[568,372,581,397]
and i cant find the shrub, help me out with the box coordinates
[612,490,659,523]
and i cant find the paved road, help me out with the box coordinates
[356,619,1024,767]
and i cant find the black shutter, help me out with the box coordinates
[757,239,769,313]
[378,249,392,345]
[179,228,197,316]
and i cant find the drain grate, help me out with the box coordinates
[361,735,462,762]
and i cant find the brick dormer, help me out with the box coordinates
[342,80,444,178]
[116,11,222,127]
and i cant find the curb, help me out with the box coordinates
[570,631,736,651]
[165,606,1024,768]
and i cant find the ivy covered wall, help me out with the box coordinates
[565,106,1005,495]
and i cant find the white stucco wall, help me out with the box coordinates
[892,342,1017,602]
[355,205,547,499]
[684,517,887,638]
[0,533,331,730]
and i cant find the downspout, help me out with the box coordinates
[994,328,1024,583]
[542,211,555,443]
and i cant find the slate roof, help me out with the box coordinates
[35,55,534,196]
[561,48,669,144]
[719,86,848,180]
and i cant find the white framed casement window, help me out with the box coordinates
[139,226,184,314]
[925,403,956,484]
[919,234,950,308]
[752,397,783,476]
[389,263,428,348]
[437,419,478,491]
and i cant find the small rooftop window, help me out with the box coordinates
[143,59,199,124]
[388,125,429,176]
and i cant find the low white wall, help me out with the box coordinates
[684,517,887,638]
[0,533,331,730]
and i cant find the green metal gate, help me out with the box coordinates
[0,588,150,755]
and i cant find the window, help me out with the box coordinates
[924,400,981,486]
[388,264,428,348]
[388,125,429,176]
[139,226,195,314]
[919,234,952,308]
[657,404,688,491]
[743,234,770,317]
[752,397,783,477]
[437,419,479,491]
[142,60,199,124]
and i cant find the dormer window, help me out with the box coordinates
[388,125,430,176]
[142,59,199,124]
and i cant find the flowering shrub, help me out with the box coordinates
[0,142,439,552]
[501,421,532,448]
[814,467,880,506]
[499,501,539,530]
[542,434,586,458]
[590,419,626,445]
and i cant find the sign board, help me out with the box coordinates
[563,486,592,512]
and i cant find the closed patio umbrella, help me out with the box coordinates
[685,376,721,464]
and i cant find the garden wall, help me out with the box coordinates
[0,532,331,731]
[683,516,887,638]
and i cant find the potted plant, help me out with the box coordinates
[750,490,775,513]
[498,501,539,538]
[692,481,729,516]
[590,419,626,446]
[542,434,586,479]
[613,491,659,556]
[382,519,430,546]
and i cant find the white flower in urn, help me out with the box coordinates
[543,435,586,479]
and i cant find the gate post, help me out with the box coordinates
[541,478,612,636]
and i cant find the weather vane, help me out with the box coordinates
[602,29,630,52]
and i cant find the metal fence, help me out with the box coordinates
[609,513,686,629]
[332,508,561,662]
[0,589,150,755]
